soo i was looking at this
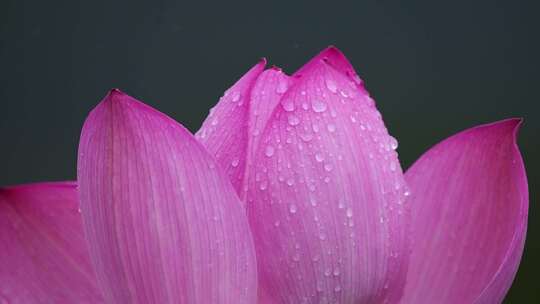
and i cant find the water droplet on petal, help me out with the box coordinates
[231,91,241,102]
[346,208,353,218]
[276,80,288,94]
[325,79,337,93]
[311,99,327,113]
[389,136,399,150]
[315,153,325,162]
[327,124,336,132]
[288,114,300,126]
[289,204,298,214]
[231,157,240,167]
[281,99,295,112]
[265,145,275,157]
[286,178,295,186]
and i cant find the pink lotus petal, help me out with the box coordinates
[196,61,266,195]
[78,90,258,304]
[0,182,103,303]
[246,48,410,303]
[401,119,528,303]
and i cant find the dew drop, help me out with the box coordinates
[346,208,353,218]
[289,204,298,214]
[288,114,300,126]
[315,153,325,162]
[389,136,398,150]
[276,80,288,94]
[327,124,336,133]
[286,178,295,186]
[211,118,218,126]
[265,145,275,157]
[231,157,240,167]
[311,99,328,113]
[324,163,333,172]
[231,92,241,102]
[352,74,363,85]
[281,99,295,112]
[325,79,337,93]
[300,133,313,142]
[259,181,268,190]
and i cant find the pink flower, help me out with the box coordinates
[0,47,528,304]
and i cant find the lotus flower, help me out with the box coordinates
[0,47,528,304]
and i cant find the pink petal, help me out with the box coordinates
[78,90,258,304]
[0,182,103,303]
[246,48,410,303]
[401,119,528,303]
[196,60,266,195]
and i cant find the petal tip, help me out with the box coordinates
[477,118,523,143]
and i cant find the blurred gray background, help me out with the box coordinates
[0,0,538,302]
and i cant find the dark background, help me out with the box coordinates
[1,0,538,302]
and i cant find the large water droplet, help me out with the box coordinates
[325,79,337,93]
[311,99,328,113]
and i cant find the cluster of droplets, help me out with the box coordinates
[245,65,411,303]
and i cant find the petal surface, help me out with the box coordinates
[196,61,266,195]
[401,119,528,304]
[0,182,103,303]
[78,90,258,304]
[246,49,410,303]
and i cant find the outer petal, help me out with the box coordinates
[78,90,258,304]
[400,119,528,303]
[0,182,103,303]
[196,60,266,195]
[246,49,410,303]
